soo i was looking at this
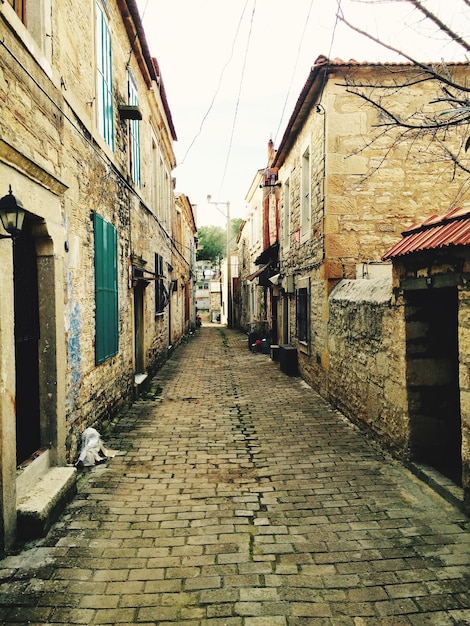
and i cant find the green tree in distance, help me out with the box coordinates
[196,225,225,263]
[197,219,244,263]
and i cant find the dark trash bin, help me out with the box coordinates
[279,344,298,376]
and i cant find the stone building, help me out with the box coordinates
[195,260,213,318]
[238,146,280,342]
[238,177,264,334]
[381,208,470,512]
[172,193,198,343]
[0,0,182,553]
[268,56,470,510]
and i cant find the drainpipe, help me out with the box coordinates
[315,103,327,265]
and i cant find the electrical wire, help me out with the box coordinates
[178,0,252,167]
[0,37,189,264]
[217,0,257,199]
[271,0,342,158]
[125,1,152,71]
[273,0,315,148]
[316,0,343,105]
[138,0,150,20]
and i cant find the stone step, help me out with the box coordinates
[16,467,77,539]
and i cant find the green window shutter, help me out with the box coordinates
[94,213,118,363]
[96,3,114,150]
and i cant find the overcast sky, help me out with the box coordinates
[135,0,469,228]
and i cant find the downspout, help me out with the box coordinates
[315,102,327,266]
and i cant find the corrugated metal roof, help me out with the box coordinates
[382,206,470,260]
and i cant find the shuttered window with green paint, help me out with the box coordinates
[94,213,118,364]
[96,2,114,151]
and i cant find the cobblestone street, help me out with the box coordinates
[0,326,469,625]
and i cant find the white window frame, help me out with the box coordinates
[96,1,114,151]
[296,276,310,348]
[128,71,141,187]
[283,176,291,251]
[4,0,53,66]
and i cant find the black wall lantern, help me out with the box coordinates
[0,186,26,239]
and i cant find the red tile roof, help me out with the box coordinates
[382,206,470,260]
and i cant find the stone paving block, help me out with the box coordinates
[199,588,240,603]
[50,607,97,623]
[138,605,179,621]
[244,617,287,626]
[290,601,332,617]
[239,587,279,601]
[88,563,129,580]
[128,568,165,580]
[235,600,291,616]
[0,327,469,625]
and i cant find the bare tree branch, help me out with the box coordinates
[337,0,470,176]
[345,88,470,131]
[337,14,470,93]
[407,0,470,53]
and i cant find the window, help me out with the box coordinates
[96,2,114,150]
[296,280,309,344]
[128,72,141,186]
[7,0,52,55]
[250,284,258,319]
[162,169,171,229]
[8,0,26,23]
[155,253,169,315]
[152,143,170,228]
[151,138,158,211]
[94,213,118,364]
[175,211,182,247]
[301,145,310,240]
[283,178,290,249]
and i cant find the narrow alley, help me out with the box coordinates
[0,326,469,626]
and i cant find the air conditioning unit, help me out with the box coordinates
[282,275,294,294]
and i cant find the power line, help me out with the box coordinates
[0,38,182,261]
[217,0,257,199]
[178,0,252,166]
[317,0,343,105]
[273,0,315,147]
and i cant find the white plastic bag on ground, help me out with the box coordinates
[77,427,118,467]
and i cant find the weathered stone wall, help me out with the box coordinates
[391,249,470,510]
[323,64,470,274]
[0,0,177,470]
[277,63,470,466]
[327,278,409,451]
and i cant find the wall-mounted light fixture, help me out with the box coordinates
[0,186,26,239]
